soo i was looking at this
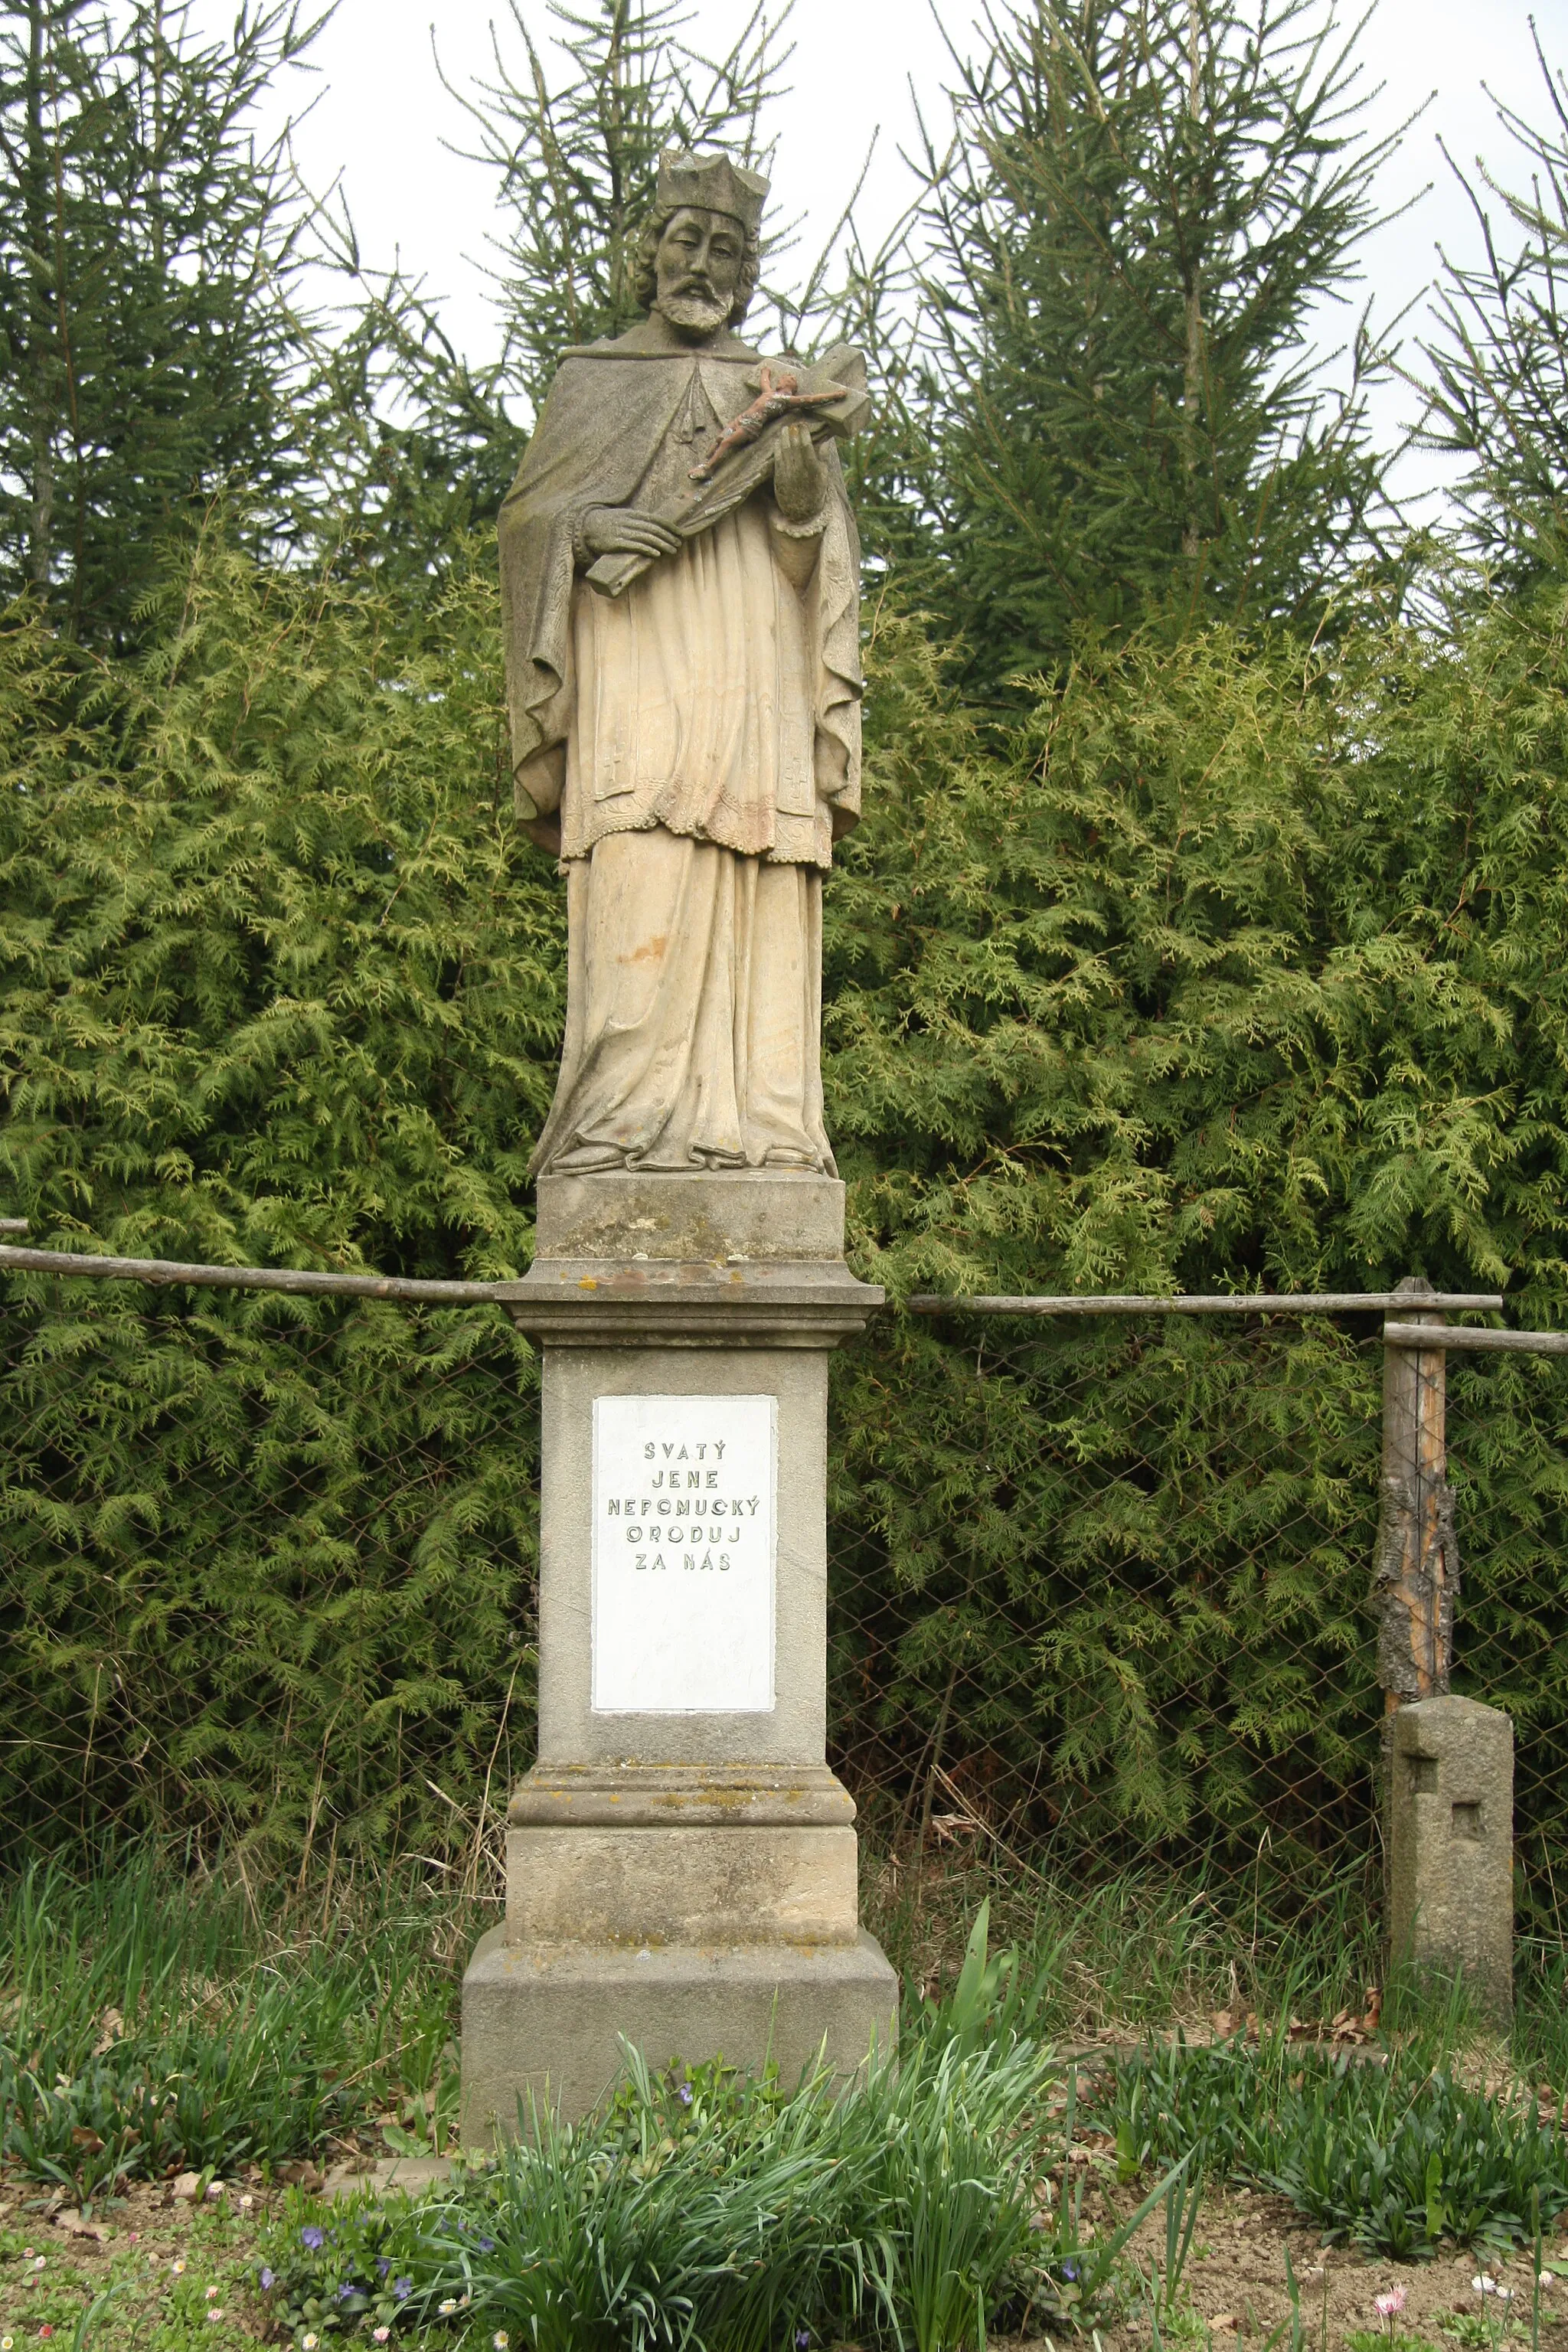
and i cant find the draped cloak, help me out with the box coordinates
[499,322,864,1178]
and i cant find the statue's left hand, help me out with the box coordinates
[772,423,828,524]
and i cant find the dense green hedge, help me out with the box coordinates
[6,541,1568,1896]
[0,541,552,1860]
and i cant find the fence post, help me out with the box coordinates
[1377,1275,1514,2016]
[1375,1275,1456,1707]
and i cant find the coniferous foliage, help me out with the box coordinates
[10,548,1568,1867]
[0,0,325,647]
[1419,28,1568,585]
[8,0,1568,1877]
[298,273,531,608]
[294,0,799,602]
[0,529,560,1855]
[0,528,558,1276]
[827,601,1568,1308]
[906,0,1401,691]
[454,0,791,419]
[819,590,1568,1871]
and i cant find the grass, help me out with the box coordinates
[1104,2032,1568,2258]
[260,2028,1067,2350]
[877,1855,1568,2265]
[0,1876,1175,2349]
[0,1848,469,2210]
[8,1842,1568,2345]
[863,1844,1389,2043]
[256,1914,1191,2351]
[8,1838,1351,2213]
[2,2198,274,2350]
[1511,1941,1568,2099]
[880,1854,1568,2266]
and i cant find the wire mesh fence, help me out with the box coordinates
[827,1311,1388,1936]
[0,1276,540,1877]
[828,1309,1568,1946]
[6,1272,1568,1950]
[1446,1348,1568,1944]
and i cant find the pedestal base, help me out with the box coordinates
[460,1924,898,2136]
[461,1168,893,2135]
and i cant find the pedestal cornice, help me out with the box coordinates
[509,1762,857,1829]
[496,1254,881,1347]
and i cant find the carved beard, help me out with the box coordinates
[657,286,733,339]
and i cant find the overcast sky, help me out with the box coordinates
[245,0,1566,504]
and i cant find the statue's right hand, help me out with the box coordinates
[580,506,683,560]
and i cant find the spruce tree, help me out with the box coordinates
[905,0,1400,692]
[456,0,791,416]
[1416,28,1568,586]
[0,0,321,647]
[304,0,794,605]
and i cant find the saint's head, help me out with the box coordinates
[635,151,768,344]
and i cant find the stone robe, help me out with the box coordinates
[498,321,862,1177]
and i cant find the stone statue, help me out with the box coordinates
[499,149,865,1179]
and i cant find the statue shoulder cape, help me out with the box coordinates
[557,325,761,364]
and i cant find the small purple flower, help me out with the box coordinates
[678,2084,693,2107]
[377,2259,391,2278]
[796,2333,812,2350]
[1062,2260,1080,2282]
[300,2226,325,2252]
[394,2278,413,2301]
[477,2237,495,2253]
[337,2282,358,2301]
[258,2267,276,2292]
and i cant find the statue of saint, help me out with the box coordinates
[499,150,864,1178]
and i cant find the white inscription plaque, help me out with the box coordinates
[591,1394,777,1713]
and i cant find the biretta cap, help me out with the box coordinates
[655,149,768,237]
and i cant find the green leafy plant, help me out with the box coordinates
[1269,2244,1308,2352]
[1264,2069,1568,2259]
[900,0,1401,691]
[1155,2150,1207,2324]
[0,536,549,1873]
[1110,2032,1281,2185]
[263,2006,1083,2352]
[1027,2046,1194,2333]
[1107,2037,1568,2259]
[913,1896,1060,2058]
[1443,2275,1527,2352]
[0,1851,469,2203]
[15,534,1568,1927]
[258,2191,444,2344]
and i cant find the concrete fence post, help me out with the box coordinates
[1377,1275,1513,2017]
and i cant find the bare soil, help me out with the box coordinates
[999,2171,1568,2352]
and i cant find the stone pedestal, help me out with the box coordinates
[1387,1695,1514,2018]
[459,1171,897,2137]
